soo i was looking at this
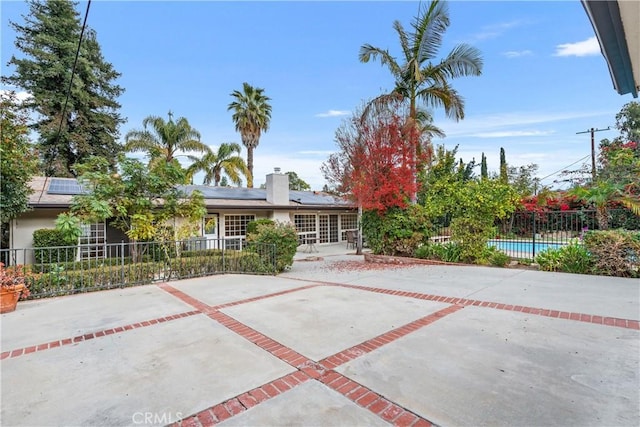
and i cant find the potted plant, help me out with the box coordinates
[1,262,31,313]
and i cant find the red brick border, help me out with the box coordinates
[0,310,199,360]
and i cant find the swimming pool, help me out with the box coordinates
[488,240,567,257]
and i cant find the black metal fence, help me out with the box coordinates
[432,208,639,260]
[0,238,277,299]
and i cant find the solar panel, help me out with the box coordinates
[178,185,267,201]
[47,178,86,195]
[290,190,349,206]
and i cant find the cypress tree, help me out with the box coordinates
[4,0,124,177]
[499,147,508,184]
[481,152,488,179]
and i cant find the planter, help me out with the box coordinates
[1,284,25,314]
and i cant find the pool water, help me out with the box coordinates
[488,239,566,256]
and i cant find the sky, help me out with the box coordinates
[1,0,636,190]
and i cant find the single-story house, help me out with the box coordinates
[9,170,357,263]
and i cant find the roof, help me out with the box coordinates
[26,177,353,210]
[582,0,639,98]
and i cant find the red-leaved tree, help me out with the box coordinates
[323,99,421,212]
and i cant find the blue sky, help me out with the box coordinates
[1,0,635,190]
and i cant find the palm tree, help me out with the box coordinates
[186,142,249,186]
[569,182,640,230]
[228,83,272,188]
[124,111,208,168]
[359,0,482,159]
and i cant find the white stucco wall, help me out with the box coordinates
[10,209,63,264]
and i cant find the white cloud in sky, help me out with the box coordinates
[553,36,600,57]
[467,20,522,42]
[503,50,533,58]
[315,110,350,118]
[471,130,555,138]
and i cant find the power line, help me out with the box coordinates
[50,0,92,172]
[538,154,591,183]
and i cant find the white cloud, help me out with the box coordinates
[315,110,350,118]
[503,50,533,58]
[467,21,522,42]
[471,130,555,138]
[553,36,600,57]
[439,110,609,138]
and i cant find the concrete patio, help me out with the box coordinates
[1,247,638,426]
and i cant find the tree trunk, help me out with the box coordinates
[356,204,363,255]
[596,206,609,230]
[247,147,254,188]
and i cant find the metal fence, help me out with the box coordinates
[432,208,639,260]
[0,238,277,299]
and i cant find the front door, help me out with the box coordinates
[319,214,340,244]
[203,214,219,249]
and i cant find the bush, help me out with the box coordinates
[33,229,77,264]
[246,221,298,272]
[450,216,495,263]
[31,257,128,274]
[247,219,275,236]
[415,242,462,263]
[362,205,431,256]
[483,246,510,267]
[27,261,160,298]
[535,241,593,274]
[583,230,640,277]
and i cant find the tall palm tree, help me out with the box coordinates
[228,83,272,188]
[359,0,482,160]
[186,142,249,186]
[124,111,208,168]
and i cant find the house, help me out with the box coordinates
[9,170,357,263]
[582,0,639,98]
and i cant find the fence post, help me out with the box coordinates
[120,240,125,285]
[532,211,536,259]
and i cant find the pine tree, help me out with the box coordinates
[4,0,124,177]
[499,147,508,184]
[480,152,488,179]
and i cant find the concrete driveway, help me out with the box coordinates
[1,248,639,427]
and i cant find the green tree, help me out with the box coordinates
[124,112,208,172]
[228,82,272,188]
[359,0,482,163]
[508,164,539,197]
[4,0,124,177]
[186,142,248,186]
[569,181,639,230]
[69,156,206,260]
[0,92,39,225]
[480,152,488,179]
[286,171,311,191]
[499,147,508,184]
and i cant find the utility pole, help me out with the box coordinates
[576,127,610,181]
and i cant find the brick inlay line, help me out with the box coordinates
[319,304,464,370]
[285,279,639,331]
[0,310,199,360]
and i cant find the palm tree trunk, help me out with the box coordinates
[596,206,609,230]
[247,147,254,188]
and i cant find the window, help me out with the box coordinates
[79,222,106,259]
[224,215,255,237]
[294,214,317,244]
[340,214,358,240]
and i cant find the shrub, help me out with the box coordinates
[415,242,462,263]
[450,216,495,263]
[33,229,77,264]
[535,247,563,272]
[247,219,275,236]
[31,257,129,274]
[246,221,297,272]
[483,246,510,267]
[535,242,593,274]
[362,205,431,256]
[583,230,640,277]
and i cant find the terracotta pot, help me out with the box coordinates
[1,284,25,314]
